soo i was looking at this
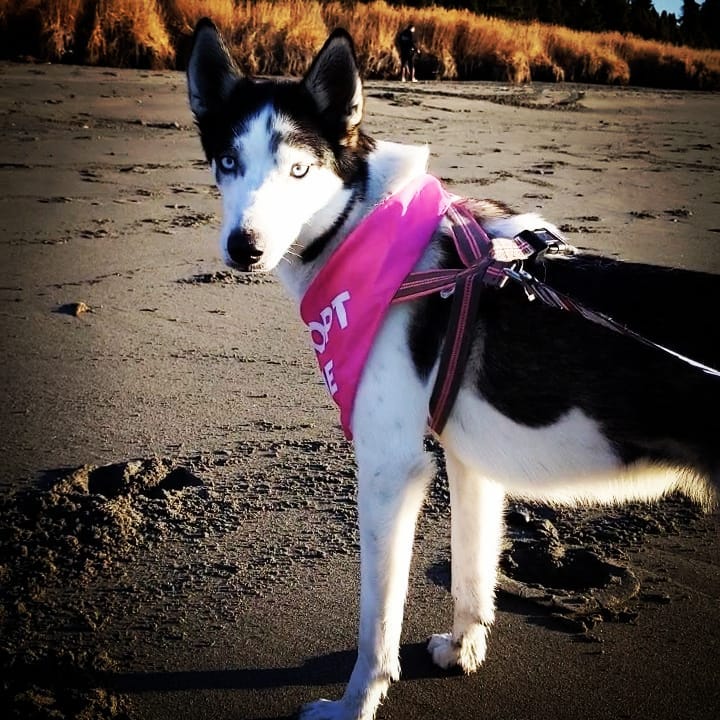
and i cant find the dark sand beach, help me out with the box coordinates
[1,61,719,719]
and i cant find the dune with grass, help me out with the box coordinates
[1,0,719,89]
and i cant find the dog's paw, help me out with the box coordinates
[298,699,347,720]
[427,633,460,670]
[427,627,487,674]
[299,695,381,720]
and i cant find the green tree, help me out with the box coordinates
[536,0,565,24]
[700,0,720,48]
[629,0,659,38]
[577,0,604,30]
[680,0,708,47]
[656,11,681,43]
[600,0,631,33]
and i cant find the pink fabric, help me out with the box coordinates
[300,174,455,439]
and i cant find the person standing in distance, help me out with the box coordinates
[395,24,418,82]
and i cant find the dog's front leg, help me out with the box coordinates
[300,450,432,720]
[428,451,505,673]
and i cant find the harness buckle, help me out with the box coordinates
[516,228,569,258]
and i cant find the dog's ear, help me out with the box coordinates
[303,29,364,143]
[187,18,240,119]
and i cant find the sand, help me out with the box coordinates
[1,61,719,720]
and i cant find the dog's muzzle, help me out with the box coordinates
[226,228,262,270]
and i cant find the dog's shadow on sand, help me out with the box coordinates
[110,642,451,717]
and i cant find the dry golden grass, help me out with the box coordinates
[171,1,329,76]
[0,0,174,66]
[1,0,719,89]
[85,0,174,67]
[37,0,84,59]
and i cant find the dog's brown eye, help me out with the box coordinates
[290,163,310,179]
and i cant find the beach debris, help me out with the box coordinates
[170,211,214,228]
[178,270,274,285]
[552,89,586,108]
[56,301,91,316]
[665,207,693,218]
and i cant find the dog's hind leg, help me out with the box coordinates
[300,450,433,720]
[428,452,505,673]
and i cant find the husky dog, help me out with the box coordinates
[187,19,719,720]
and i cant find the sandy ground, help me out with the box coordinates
[1,61,719,720]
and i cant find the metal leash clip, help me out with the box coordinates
[503,264,538,302]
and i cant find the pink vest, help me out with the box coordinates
[300,174,456,439]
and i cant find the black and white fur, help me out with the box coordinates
[187,20,719,720]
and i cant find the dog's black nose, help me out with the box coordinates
[226,228,262,269]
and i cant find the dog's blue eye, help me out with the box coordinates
[290,163,310,179]
[219,155,236,172]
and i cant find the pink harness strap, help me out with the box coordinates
[300,174,456,439]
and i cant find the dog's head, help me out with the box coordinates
[187,19,369,272]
